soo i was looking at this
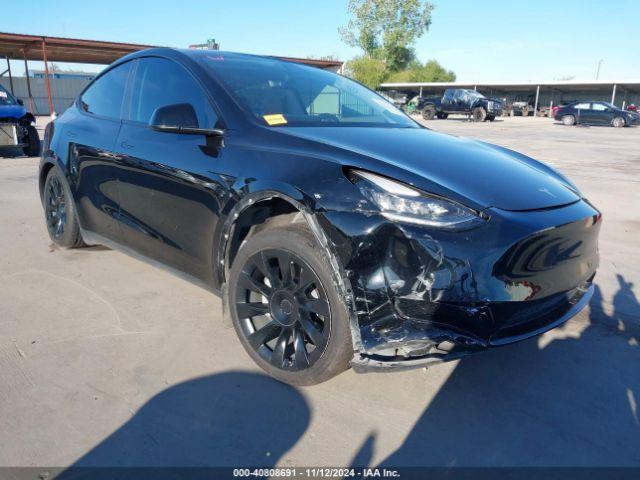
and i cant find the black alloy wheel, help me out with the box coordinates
[234,248,331,372]
[45,174,67,239]
[42,168,85,248]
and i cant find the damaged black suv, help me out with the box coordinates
[40,49,600,385]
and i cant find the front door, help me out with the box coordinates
[114,56,229,284]
[573,102,592,124]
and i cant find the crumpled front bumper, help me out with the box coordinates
[316,199,601,371]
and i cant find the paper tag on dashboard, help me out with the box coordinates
[263,114,287,126]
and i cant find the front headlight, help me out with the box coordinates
[349,169,482,229]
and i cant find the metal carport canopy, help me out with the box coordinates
[0,31,156,65]
[380,80,640,93]
[0,31,344,115]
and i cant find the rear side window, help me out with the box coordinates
[80,61,133,119]
[127,57,218,128]
[574,103,591,110]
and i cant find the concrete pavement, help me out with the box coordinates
[0,116,638,468]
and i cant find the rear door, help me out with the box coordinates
[113,56,228,283]
[66,61,134,242]
[590,102,611,125]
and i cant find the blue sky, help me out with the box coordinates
[3,0,639,81]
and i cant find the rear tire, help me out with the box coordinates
[472,107,487,122]
[611,116,626,128]
[22,125,41,157]
[227,225,352,385]
[43,167,86,248]
[561,115,576,126]
[422,107,436,120]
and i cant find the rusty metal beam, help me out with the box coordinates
[41,39,54,115]
[23,52,36,114]
[5,56,14,94]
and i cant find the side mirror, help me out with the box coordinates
[17,99,24,106]
[149,103,223,136]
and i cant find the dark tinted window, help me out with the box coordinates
[196,54,416,128]
[128,57,218,128]
[80,61,132,119]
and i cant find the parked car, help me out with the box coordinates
[0,84,40,157]
[405,94,437,114]
[421,88,503,122]
[554,101,640,127]
[509,95,535,117]
[40,49,601,385]
[376,89,408,110]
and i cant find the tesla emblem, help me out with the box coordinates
[538,187,557,198]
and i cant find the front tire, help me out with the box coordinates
[612,116,626,128]
[422,107,436,120]
[43,167,85,248]
[472,107,487,122]
[227,225,352,385]
[22,125,41,157]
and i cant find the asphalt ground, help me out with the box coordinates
[0,115,638,469]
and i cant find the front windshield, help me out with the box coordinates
[198,53,417,128]
[0,85,16,105]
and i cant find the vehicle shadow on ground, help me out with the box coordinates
[58,370,310,473]
[353,276,640,467]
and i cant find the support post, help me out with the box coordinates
[23,53,36,114]
[6,57,14,95]
[533,85,540,117]
[41,39,54,115]
[419,86,423,97]
[611,84,617,105]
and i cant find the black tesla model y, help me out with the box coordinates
[39,49,601,385]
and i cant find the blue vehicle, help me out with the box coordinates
[0,84,40,157]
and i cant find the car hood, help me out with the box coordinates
[278,126,580,211]
[0,104,27,119]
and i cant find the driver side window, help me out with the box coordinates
[127,57,218,128]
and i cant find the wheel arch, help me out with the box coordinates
[38,160,56,203]
[217,188,364,352]
[22,113,36,126]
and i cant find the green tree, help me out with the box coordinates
[386,59,456,83]
[345,55,388,88]
[340,0,434,71]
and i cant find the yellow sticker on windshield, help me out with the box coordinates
[263,114,287,126]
